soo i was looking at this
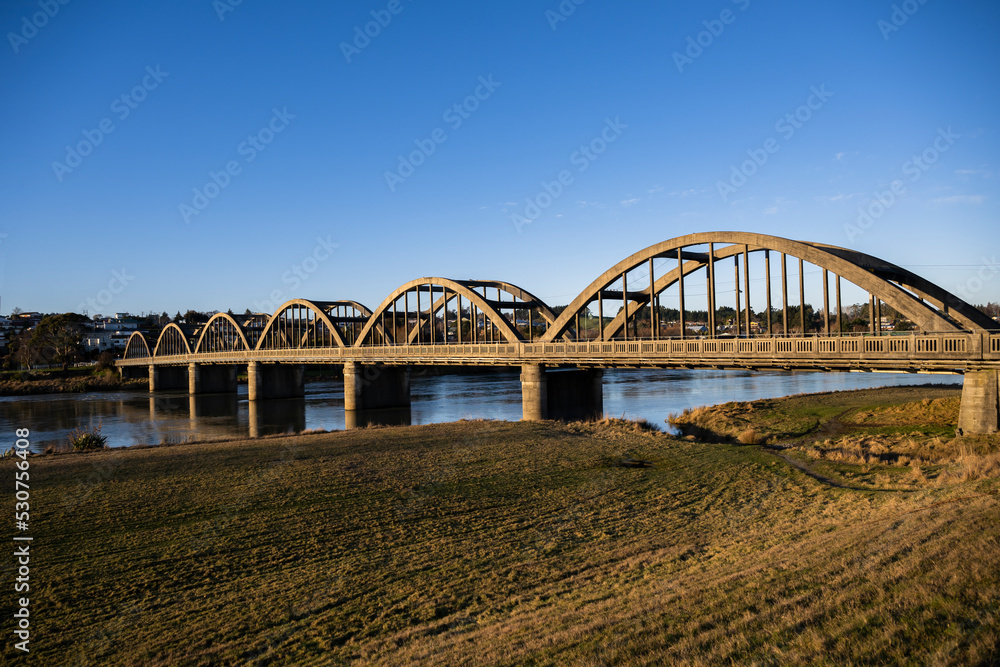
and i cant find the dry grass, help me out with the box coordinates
[3,403,999,665]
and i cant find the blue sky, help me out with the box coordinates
[1,0,997,317]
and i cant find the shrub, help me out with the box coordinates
[69,424,108,451]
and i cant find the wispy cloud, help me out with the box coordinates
[815,192,860,203]
[648,185,664,194]
[931,194,986,205]
[620,198,639,207]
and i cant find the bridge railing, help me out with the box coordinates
[116,331,999,369]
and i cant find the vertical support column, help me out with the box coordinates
[765,250,773,337]
[598,290,604,341]
[189,364,238,394]
[189,363,201,395]
[648,257,656,341]
[869,294,877,335]
[836,275,843,335]
[823,269,830,336]
[248,361,260,401]
[149,365,157,393]
[622,272,628,342]
[248,362,305,401]
[522,365,603,421]
[743,245,751,337]
[734,256,740,337]
[958,370,1000,435]
[781,252,789,335]
[799,258,806,335]
[521,364,547,421]
[678,249,685,340]
[343,361,411,411]
[708,242,716,338]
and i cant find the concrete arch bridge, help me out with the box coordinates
[118,233,1000,433]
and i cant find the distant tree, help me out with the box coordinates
[29,313,89,370]
[243,308,253,317]
[11,307,22,317]
[173,311,183,323]
[182,310,209,324]
[10,330,37,370]
[226,308,235,318]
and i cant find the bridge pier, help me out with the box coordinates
[188,363,238,395]
[248,362,305,401]
[343,362,411,411]
[521,364,603,421]
[958,370,1000,435]
[119,365,147,381]
[149,365,187,393]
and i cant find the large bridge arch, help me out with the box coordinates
[122,331,152,360]
[153,323,194,357]
[541,232,992,342]
[255,299,348,351]
[193,312,252,354]
[355,278,559,346]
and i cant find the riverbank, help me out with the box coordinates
[6,385,998,664]
[0,367,148,396]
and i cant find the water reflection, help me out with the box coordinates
[248,399,307,438]
[345,408,412,430]
[0,369,961,452]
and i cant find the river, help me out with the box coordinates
[1,369,961,453]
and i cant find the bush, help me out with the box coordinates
[69,425,108,451]
[95,351,116,372]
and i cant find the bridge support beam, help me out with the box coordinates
[958,370,1000,435]
[521,365,603,421]
[343,362,411,411]
[188,363,238,395]
[248,362,305,401]
[149,365,187,393]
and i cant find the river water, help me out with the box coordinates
[1,369,961,453]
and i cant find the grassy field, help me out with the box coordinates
[4,385,999,665]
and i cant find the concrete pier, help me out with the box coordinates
[958,369,1000,435]
[119,365,147,380]
[248,362,305,401]
[521,364,603,421]
[148,365,187,393]
[188,363,238,395]
[343,362,411,411]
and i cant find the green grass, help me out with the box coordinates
[4,393,1000,665]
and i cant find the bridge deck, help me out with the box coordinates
[118,332,1000,373]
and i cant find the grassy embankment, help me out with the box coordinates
[3,384,999,665]
[0,366,146,396]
